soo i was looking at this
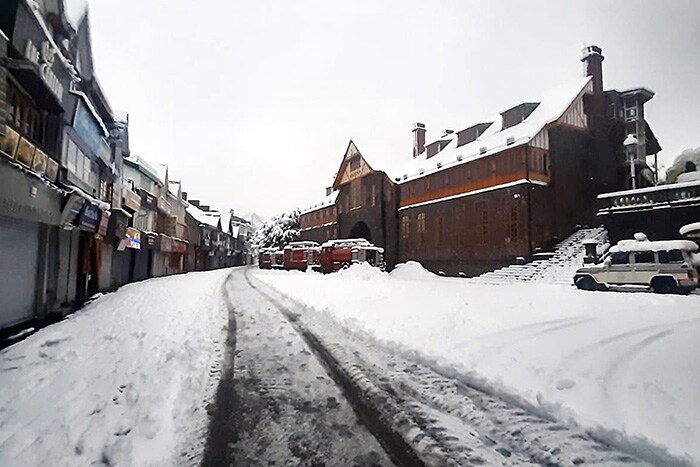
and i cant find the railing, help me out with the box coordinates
[598,179,700,212]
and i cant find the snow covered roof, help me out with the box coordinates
[284,241,320,250]
[300,190,339,215]
[396,76,593,184]
[186,204,219,228]
[63,0,89,30]
[320,238,371,248]
[610,239,698,253]
[219,211,232,232]
[123,155,164,185]
[680,222,700,236]
[598,178,700,199]
[167,180,180,198]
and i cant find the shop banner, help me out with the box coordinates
[78,203,101,231]
[125,227,141,249]
[60,193,86,227]
[144,232,158,248]
[16,138,36,167]
[0,126,20,160]
[73,98,111,166]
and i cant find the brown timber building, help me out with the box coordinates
[299,46,660,276]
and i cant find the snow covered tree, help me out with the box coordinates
[252,210,301,250]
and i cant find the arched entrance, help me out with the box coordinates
[349,221,372,243]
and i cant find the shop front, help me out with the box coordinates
[0,157,62,330]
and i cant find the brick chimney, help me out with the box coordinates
[412,123,426,158]
[581,45,604,95]
[181,191,188,201]
[581,45,605,132]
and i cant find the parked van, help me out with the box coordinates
[574,235,699,294]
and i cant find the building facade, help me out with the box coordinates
[300,46,659,275]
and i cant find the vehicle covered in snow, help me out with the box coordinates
[258,248,275,269]
[283,241,320,271]
[272,250,285,269]
[317,238,385,273]
[573,233,699,294]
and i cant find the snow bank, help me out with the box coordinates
[0,269,231,467]
[336,261,386,281]
[389,261,438,281]
[254,269,700,464]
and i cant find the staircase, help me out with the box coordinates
[470,227,607,285]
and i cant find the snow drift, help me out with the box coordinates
[255,264,700,464]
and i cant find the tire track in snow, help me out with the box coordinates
[243,268,425,467]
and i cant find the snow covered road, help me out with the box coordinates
[2,264,696,466]
[255,262,700,466]
[0,269,230,466]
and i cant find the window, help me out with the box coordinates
[658,250,684,263]
[417,212,426,246]
[99,178,111,202]
[351,180,361,209]
[481,207,488,245]
[634,251,655,264]
[349,157,360,172]
[417,213,425,233]
[437,217,444,246]
[371,184,377,207]
[509,206,518,241]
[610,252,630,265]
[401,215,409,240]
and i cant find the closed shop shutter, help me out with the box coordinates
[0,215,39,329]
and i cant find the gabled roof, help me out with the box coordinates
[397,76,593,183]
[186,203,220,229]
[331,140,375,189]
[123,155,164,186]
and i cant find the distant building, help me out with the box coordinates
[300,46,660,275]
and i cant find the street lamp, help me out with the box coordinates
[623,134,639,190]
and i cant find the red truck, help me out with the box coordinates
[258,248,275,269]
[317,238,385,273]
[283,241,320,271]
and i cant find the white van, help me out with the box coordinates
[573,236,699,294]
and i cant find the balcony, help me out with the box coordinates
[598,179,700,215]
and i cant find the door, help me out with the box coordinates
[0,216,40,329]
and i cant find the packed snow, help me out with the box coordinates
[0,269,230,467]
[255,263,700,465]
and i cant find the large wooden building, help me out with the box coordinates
[299,46,660,275]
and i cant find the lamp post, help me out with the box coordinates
[623,134,639,190]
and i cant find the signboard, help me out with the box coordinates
[73,98,111,165]
[16,138,35,167]
[45,158,59,181]
[123,189,141,212]
[60,193,86,227]
[97,210,111,237]
[0,126,20,159]
[125,227,141,249]
[78,203,101,232]
[31,149,48,176]
[139,189,157,210]
[171,240,187,254]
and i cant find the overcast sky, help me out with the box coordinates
[87,0,700,218]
